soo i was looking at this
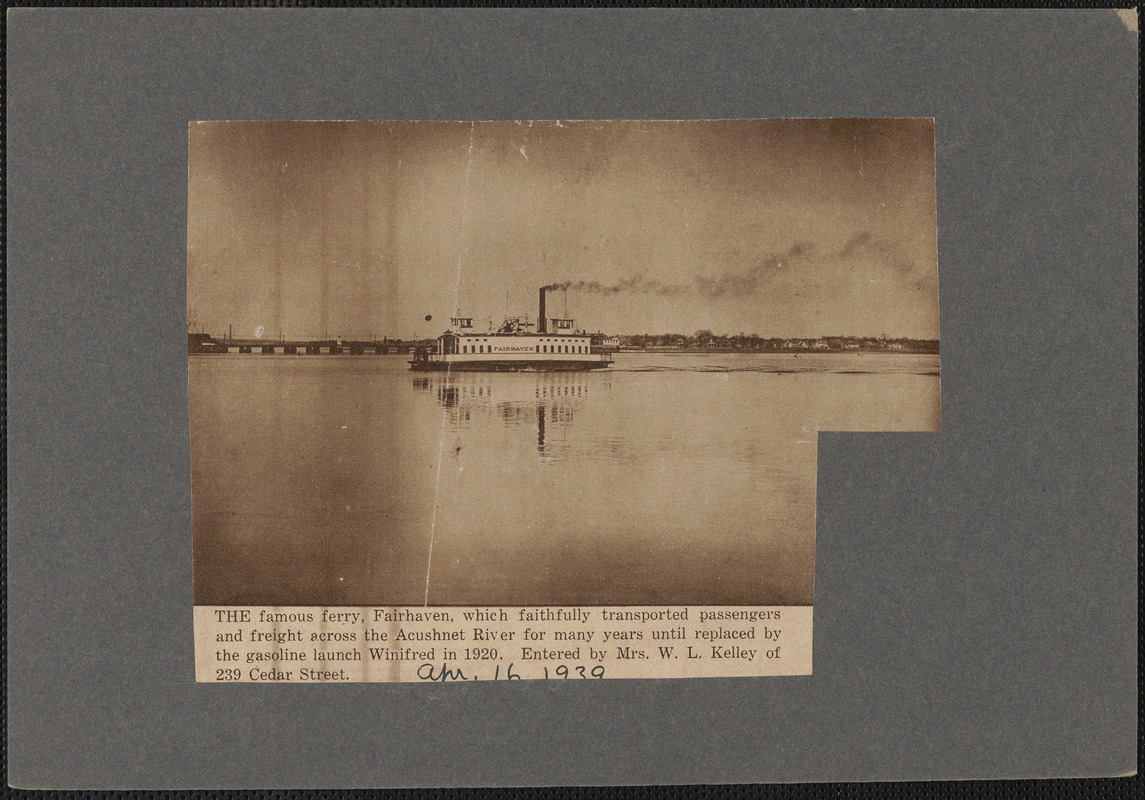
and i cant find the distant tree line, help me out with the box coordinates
[613,332,940,353]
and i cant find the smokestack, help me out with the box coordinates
[538,287,547,333]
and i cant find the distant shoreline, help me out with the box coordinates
[188,331,938,356]
[617,346,939,355]
[189,348,940,357]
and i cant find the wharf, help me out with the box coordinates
[188,333,429,356]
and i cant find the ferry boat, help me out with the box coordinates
[409,287,614,372]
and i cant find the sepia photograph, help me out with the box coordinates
[188,119,941,609]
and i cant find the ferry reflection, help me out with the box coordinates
[412,372,606,459]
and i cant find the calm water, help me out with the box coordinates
[190,352,940,607]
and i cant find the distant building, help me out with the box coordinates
[590,334,621,353]
[188,332,220,354]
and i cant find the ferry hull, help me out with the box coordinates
[409,359,611,372]
[413,292,612,371]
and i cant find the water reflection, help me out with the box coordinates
[192,354,939,606]
[413,372,607,461]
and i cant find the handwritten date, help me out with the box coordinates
[416,662,605,682]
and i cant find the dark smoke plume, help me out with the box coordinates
[544,242,814,300]
[543,276,689,297]
[839,231,872,258]
[838,231,916,276]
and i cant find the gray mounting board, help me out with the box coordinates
[6,8,1138,788]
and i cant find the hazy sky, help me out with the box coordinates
[188,119,939,339]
